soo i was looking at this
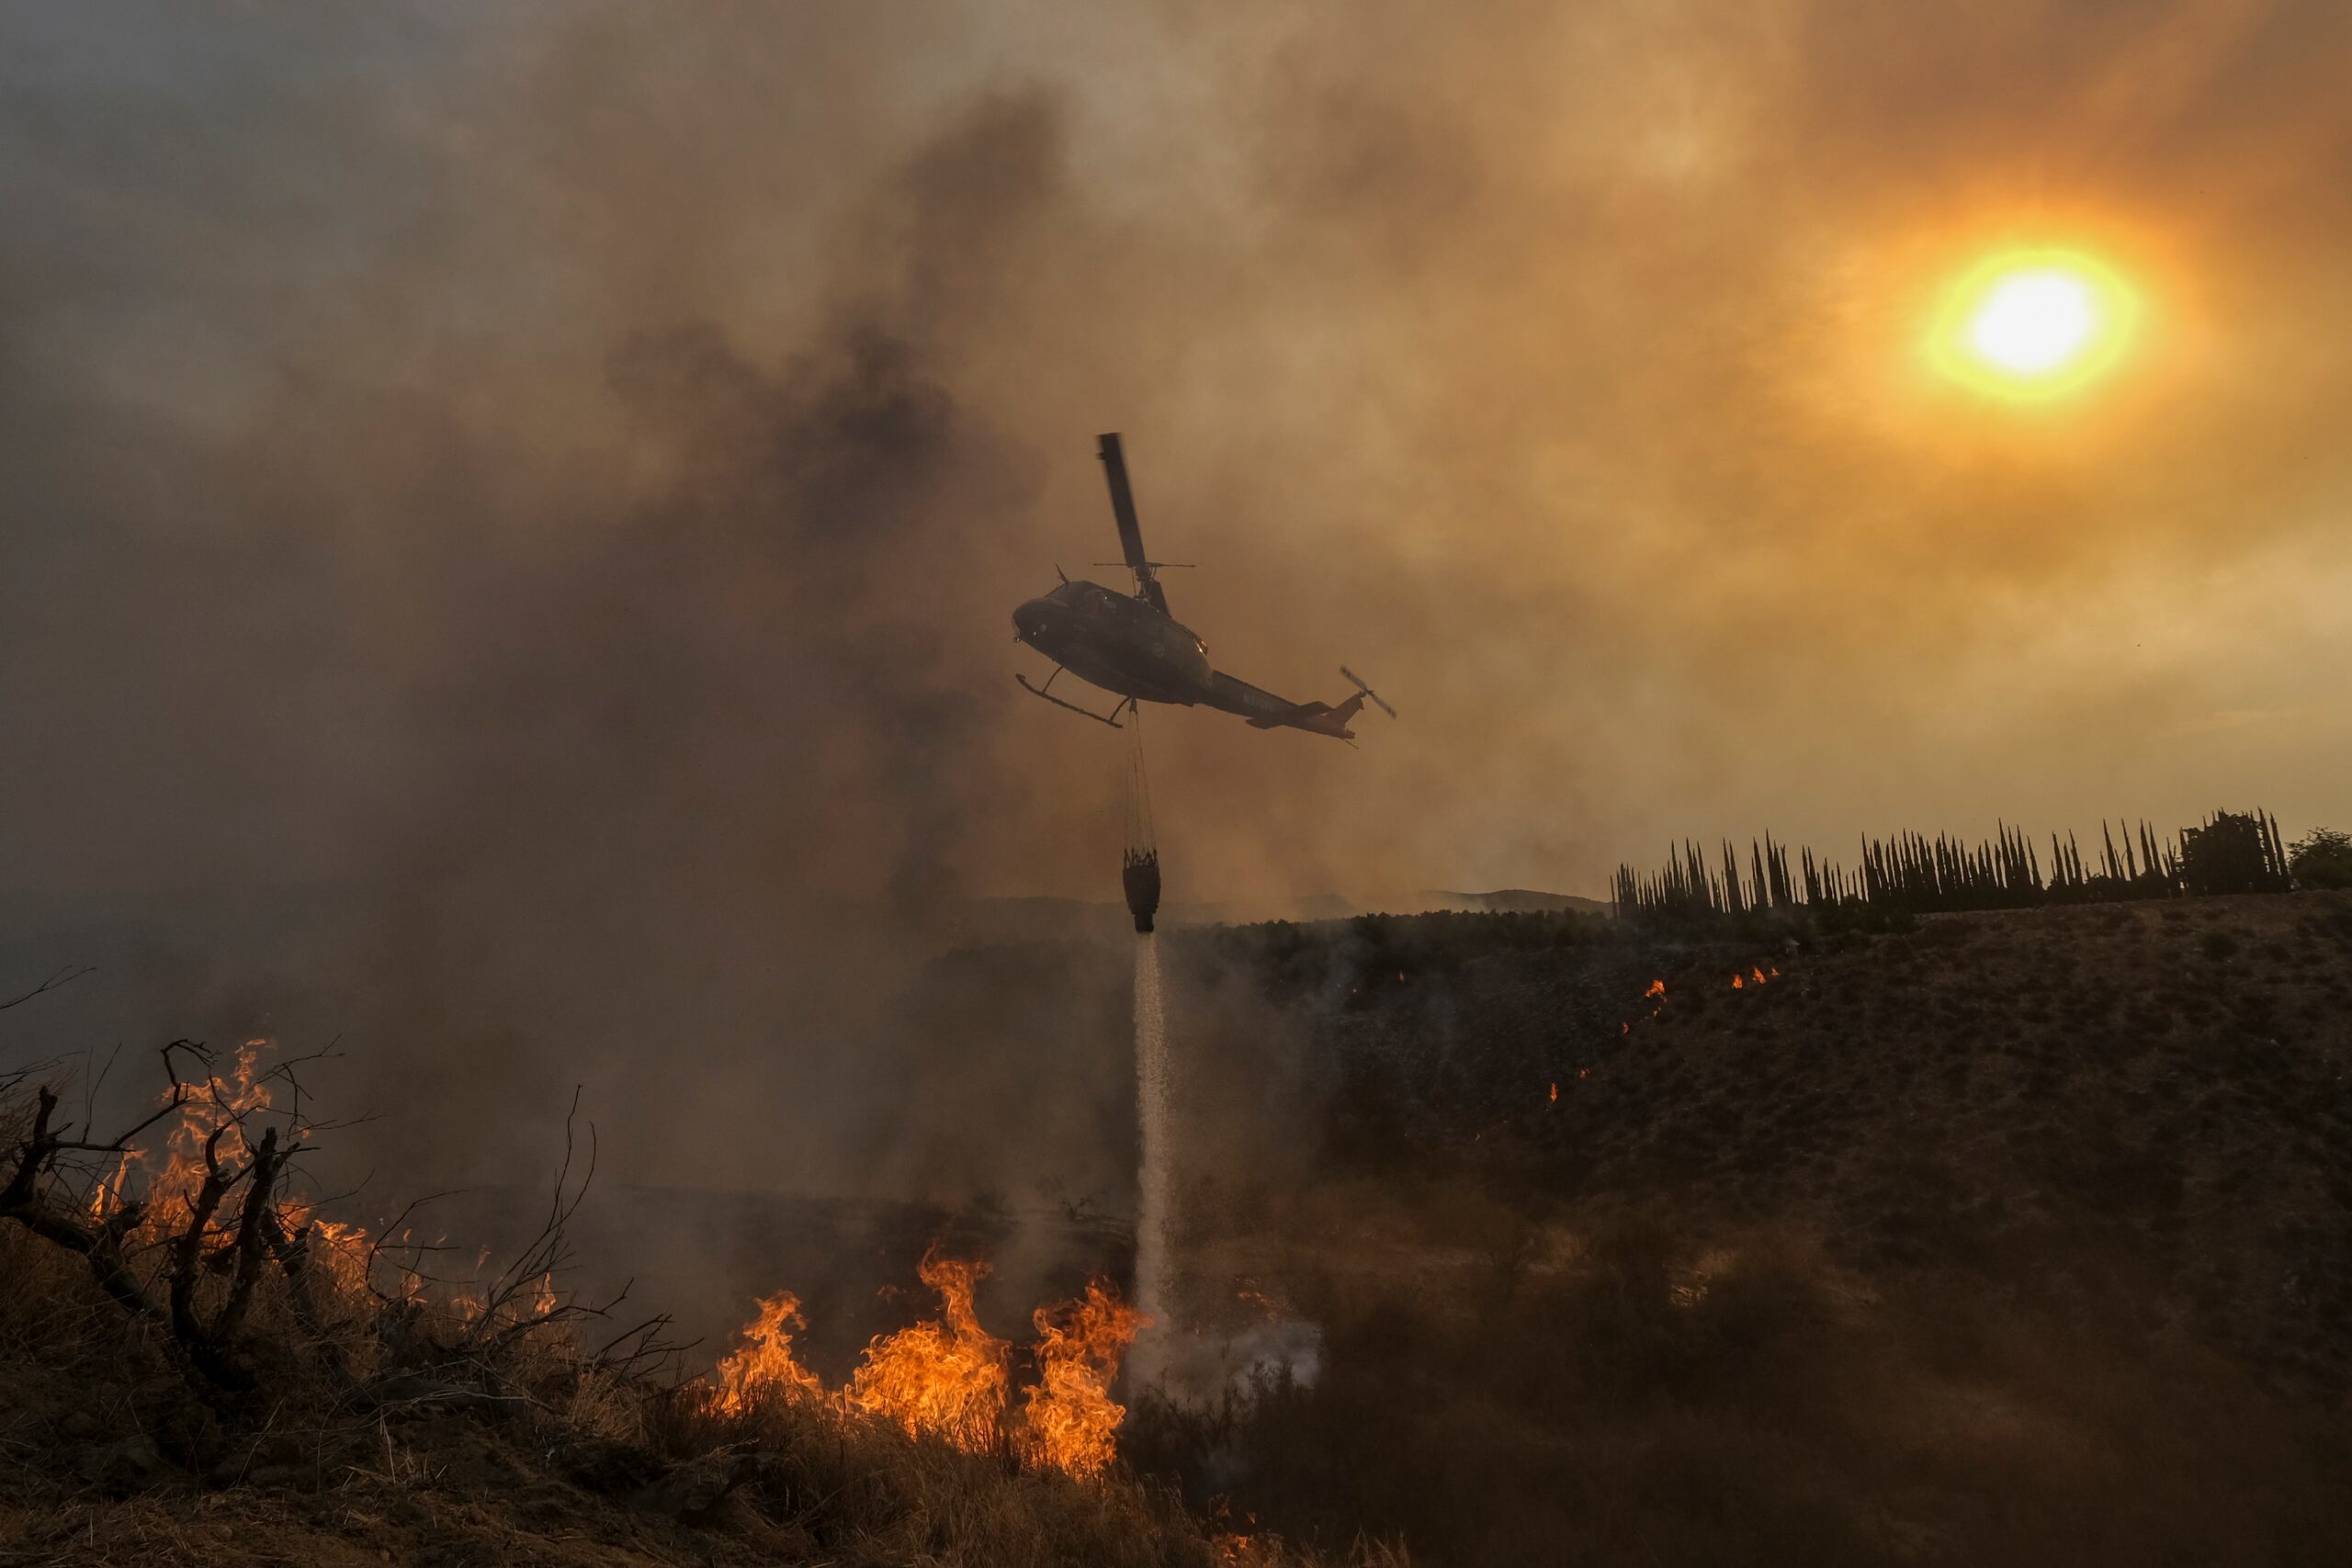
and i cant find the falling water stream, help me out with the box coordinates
[1132,931,1173,1373]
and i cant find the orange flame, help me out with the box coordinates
[113,1039,385,1301]
[712,1290,824,1412]
[87,1150,131,1219]
[842,1252,1011,1450]
[1018,1280,1147,1479]
[710,1258,1151,1480]
[1548,1081,1558,1103]
[133,1040,277,1238]
[1212,1501,1267,1562]
[1619,976,1672,1035]
[275,1197,372,1292]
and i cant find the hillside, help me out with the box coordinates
[1106,893,2352,1563]
[10,892,2349,1567]
[1239,892,2352,1395]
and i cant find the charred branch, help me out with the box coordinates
[0,963,93,1013]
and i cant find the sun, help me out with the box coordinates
[1929,250,2137,400]
[1970,271,2096,373]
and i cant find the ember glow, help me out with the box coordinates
[1622,977,1670,1033]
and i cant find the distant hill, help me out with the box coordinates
[1419,887,1611,916]
[951,887,1607,944]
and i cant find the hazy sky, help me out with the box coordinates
[4,3,2348,1190]
[6,0,2347,910]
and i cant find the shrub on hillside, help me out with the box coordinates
[2289,827,2352,891]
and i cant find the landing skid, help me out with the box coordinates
[1016,670,1134,728]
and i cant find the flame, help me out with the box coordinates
[1212,1501,1267,1562]
[132,1039,277,1238]
[1548,1080,1558,1103]
[1622,977,1669,1034]
[275,1197,372,1292]
[712,1290,824,1412]
[87,1150,131,1219]
[109,1039,386,1301]
[1018,1280,1147,1479]
[710,1257,1151,1480]
[842,1251,1011,1450]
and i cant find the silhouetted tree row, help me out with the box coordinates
[1612,809,2293,925]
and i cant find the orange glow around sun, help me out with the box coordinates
[1928,249,2138,400]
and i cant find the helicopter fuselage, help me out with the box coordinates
[1012,580,1214,706]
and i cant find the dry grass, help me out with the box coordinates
[0,1156,1392,1567]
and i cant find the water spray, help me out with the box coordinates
[1131,932,1172,1372]
[1123,713,1174,1377]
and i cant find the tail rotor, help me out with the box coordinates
[1340,666,1396,720]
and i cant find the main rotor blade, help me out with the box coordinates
[1097,432,1170,615]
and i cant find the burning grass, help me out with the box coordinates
[842,1251,1013,1450]
[0,1037,1385,1567]
[708,1246,1148,1482]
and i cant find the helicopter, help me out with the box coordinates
[1012,434,1395,741]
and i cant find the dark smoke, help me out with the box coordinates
[4,2,2350,1211]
